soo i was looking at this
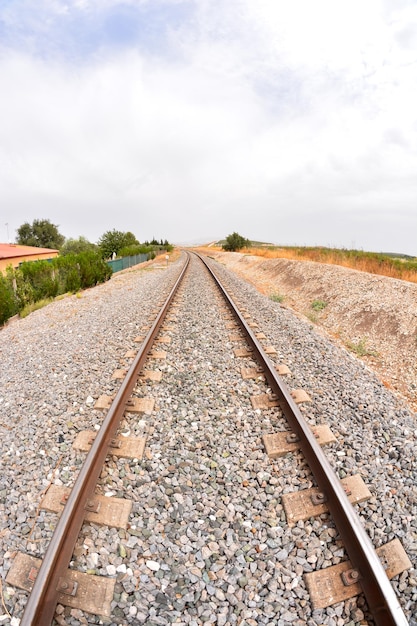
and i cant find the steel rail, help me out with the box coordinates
[196,252,408,626]
[20,253,190,625]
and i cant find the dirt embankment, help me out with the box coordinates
[205,250,417,414]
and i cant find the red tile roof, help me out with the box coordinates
[0,243,59,260]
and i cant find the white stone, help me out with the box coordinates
[86,553,99,568]
[201,546,212,559]
[146,560,160,572]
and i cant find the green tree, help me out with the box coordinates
[97,229,139,259]
[147,237,172,250]
[222,232,251,252]
[124,231,139,247]
[16,219,65,249]
[60,236,97,256]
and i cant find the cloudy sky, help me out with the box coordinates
[1,0,416,255]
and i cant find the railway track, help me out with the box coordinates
[4,251,413,625]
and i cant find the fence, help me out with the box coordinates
[107,253,149,273]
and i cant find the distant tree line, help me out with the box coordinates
[15,219,173,259]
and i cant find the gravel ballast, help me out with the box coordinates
[208,250,417,413]
[0,253,416,625]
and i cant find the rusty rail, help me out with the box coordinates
[196,252,408,626]
[20,253,190,625]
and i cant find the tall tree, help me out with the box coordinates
[16,219,65,249]
[97,229,139,259]
[124,231,139,247]
[60,236,97,256]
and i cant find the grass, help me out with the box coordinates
[270,293,285,303]
[210,243,417,284]
[19,298,53,318]
[345,337,379,358]
[306,311,318,324]
[311,299,327,311]
[19,292,75,317]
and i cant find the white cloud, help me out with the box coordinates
[0,0,416,254]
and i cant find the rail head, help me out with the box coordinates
[19,251,408,626]
[19,253,190,626]
[194,251,408,626]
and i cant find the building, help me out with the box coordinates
[0,243,59,273]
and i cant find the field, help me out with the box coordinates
[211,243,417,284]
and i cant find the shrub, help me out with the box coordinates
[6,266,34,309]
[311,299,327,311]
[222,232,251,252]
[19,260,59,300]
[65,267,82,292]
[119,244,154,257]
[54,254,82,292]
[0,273,17,324]
[0,250,112,325]
[77,251,112,288]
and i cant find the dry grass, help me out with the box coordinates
[205,245,417,284]
[19,298,53,318]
